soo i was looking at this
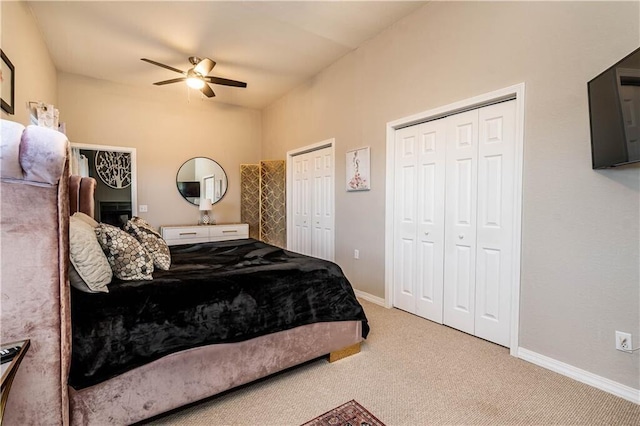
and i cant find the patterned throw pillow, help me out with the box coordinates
[95,223,154,280]
[123,217,171,270]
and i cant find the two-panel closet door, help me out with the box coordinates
[443,109,479,335]
[291,146,334,261]
[393,120,446,322]
[474,101,516,346]
[393,100,516,347]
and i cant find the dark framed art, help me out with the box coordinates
[1,49,15,115]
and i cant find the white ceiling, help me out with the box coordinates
[27,1,426,110]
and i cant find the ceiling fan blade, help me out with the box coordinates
[204,76,247,88]
[194,58,216,76]
[141,58,185,75]
[201,83,215,98]
[153,77,186,86]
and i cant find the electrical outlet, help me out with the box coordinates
[615,331,632,351]
[354,249,359,259]
[139,205,148,213]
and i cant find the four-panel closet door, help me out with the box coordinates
[393,100,516,347]
[291,146,335,261]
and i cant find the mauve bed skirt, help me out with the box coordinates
[68,320,363,425]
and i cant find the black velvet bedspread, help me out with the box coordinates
[69,239,369,389]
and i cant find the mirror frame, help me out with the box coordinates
[70,142,138,216]
[176,157,228,206]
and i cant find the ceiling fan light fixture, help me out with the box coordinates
[186,76,205,89]
[142,56,245,99]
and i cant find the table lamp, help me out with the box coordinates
[199,198,213,225]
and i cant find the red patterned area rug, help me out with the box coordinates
[301,400,386,426]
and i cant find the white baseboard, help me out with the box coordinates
[354,289,386,307]
[518,347,640,404]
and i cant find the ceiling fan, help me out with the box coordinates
[141,56,247,98]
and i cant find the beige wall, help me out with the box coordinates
[0,1,57,124]
[262,2,640,389]
[58,73,261,228]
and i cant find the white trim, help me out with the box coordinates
[70,142,138,216]
[510,83,526,357]
[354,289,386,307]
[384,124,395,309]
[285,139,335,254]
[384,83,526,352]
[518,347,640,404]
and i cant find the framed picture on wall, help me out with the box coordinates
[1,50,15,115]
[346,146,370,192]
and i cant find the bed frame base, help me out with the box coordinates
[329,342,361,362]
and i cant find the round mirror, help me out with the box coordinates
[176,157,228,206]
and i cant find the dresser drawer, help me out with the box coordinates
[161,224,249,245]
[162,226,209,241]
[209,224,249,239]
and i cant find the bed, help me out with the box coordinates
[0,120,368,425]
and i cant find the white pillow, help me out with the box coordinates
[69,264,101,293]
[72,211,99,228]
[69,216,112,292]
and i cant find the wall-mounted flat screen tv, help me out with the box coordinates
[177,181,200,198]
[589,47,640,169]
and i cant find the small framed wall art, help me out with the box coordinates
[346,146,370,191]
[1,50,15,115]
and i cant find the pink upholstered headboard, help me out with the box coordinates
[69,175,97,218]
[1,120,71,424]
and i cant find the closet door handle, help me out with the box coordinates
[458,234,464,240]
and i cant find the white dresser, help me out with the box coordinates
[160,223,249,246]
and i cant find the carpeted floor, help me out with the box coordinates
[147,300,640,425]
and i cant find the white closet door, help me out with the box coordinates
[292,153,311,256]
[392,100,518,347]
[393,126,419,313]
[415,120,447,322]
[310,147,334,261]
[443,110,479,335]
[474,101,516,346]
[393,120,446,320]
